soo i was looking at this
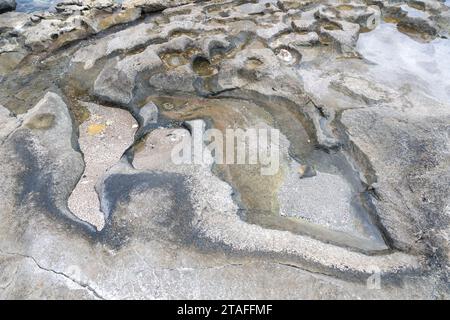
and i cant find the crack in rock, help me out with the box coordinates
[0,249,105,300]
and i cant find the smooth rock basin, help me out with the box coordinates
[144,95,388,252]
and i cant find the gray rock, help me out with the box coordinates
[0,11,29,31]
[341,103,450,254]
[71,21,157,70]
[1,0,449,299]
[138,100,158,127]
[93,49,164,106]
[149,65,197,93]
[123,0,200,13]
[30,15,42,23]
[0,104,20,144]
[0,92,91,234]
[0,0,15,14]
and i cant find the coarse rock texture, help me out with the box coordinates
[67,101,138,230]
[0,0,449,299]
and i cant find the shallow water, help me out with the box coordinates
[357,23,450,102]
[16,0,58,12]
[400,4,429,18]
[15,0,122,12]
[147,94,387,252]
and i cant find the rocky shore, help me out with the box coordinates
[0,0,15,14]
[0,0,449,299]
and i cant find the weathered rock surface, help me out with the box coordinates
[123,0,200,12]
[0,0,449,299]
[67,101,137,230]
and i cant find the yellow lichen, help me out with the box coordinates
[87,123,106,135]
[383,16,400,24]
[336,5,354,11]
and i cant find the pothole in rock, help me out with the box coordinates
[139,95,389,253]
[321,21,343,31]
[192,56,218,76]
[396,23,436,42]
[160,52,190,68]
[274,46,302,66]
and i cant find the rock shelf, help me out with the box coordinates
[0,0,449,299]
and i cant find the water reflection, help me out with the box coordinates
[357,23,450,102]
[16,0,58,12]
